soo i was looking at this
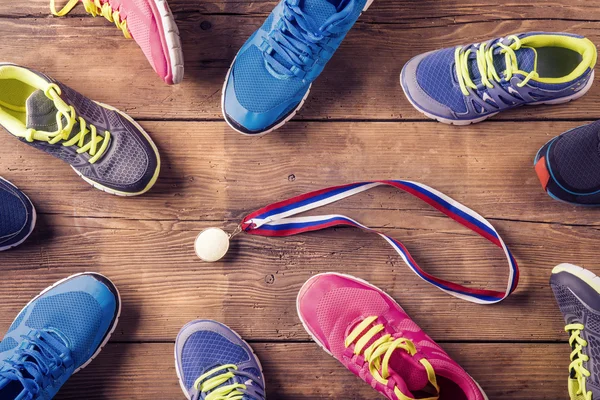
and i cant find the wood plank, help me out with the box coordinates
[8,0,600,22]
[0,17,599,120]
[54,342,571,399]
[0,212,590,342]
[1,121,598,225]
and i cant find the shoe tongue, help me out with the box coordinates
[268,0,339,76]
[348,320,431,395]
[466,46,537,84]
[26,90,61,133]
[25,90,90,145]
[0,377,28,400]
[387,349,431,393]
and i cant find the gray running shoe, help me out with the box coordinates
[0,64,160,196]
[551,263,600,400]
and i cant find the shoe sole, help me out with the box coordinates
[173,320,266,399]
[400,70,594,126]
[4,272,122,374]
[552,263,600,295]
[296,272,489,400]
[0,177,37,252]
[151,0,184,84]
[221,0,374,136]
[72,101,161,197]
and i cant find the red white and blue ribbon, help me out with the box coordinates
[241,180,519,304]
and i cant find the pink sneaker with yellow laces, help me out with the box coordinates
[51,0,184,85]
[297,273,489,400]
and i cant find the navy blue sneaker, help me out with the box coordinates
[222,0,374,135]
[550,264,600,400]
[0,273,121,399]
[401,32,596,125]
[0,177,36,251]
[175,320,265,400]
[535,120,600,205]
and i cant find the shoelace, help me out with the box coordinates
[50,0,131,39]
[0,329,71,397]
[24,83,111,164]
[566,323,592,400]
[345,316,440,400]
[454,35,539,96]
[193,364,265,400]
[262,0,354,79]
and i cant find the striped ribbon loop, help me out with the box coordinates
[241,180,519,305]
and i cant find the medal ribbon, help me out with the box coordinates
[241,180,519,304]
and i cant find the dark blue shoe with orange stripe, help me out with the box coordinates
[535,120,600,205]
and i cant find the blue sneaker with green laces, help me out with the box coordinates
[401,32,597,125]
[222,0,374,135]
[0,273,120,399]
[175,320,265,400]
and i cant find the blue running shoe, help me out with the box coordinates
[401,32,597,125]
[535,120,600,205]
[175,320,265,400]
[222,0,374,135]
[0,177,36,251]
[0,273,121,399]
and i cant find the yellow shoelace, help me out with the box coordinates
[194,364,248,400]
[454,35,539,96]
[345,316,440,400]
[50,0,131,39]
[25,84,111,164]
[566,323,592,400]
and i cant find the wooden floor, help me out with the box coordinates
[1,0,599,398]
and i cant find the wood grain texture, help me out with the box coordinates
[0,211,590,342]
[8,0,600,22]
[1,121,597,225]
[0,16,599,120]
[53,342,572,400]
[0,0,597,398]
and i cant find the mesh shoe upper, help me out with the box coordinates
[0,64,160,195]
[535,120,600,205]
[175,320,265,400]
[0,178,35,251]
[402,32,596,122]
[0,273,119,400]
[415,47,469,114]
[297,273,486,400]
[223,0,369,133]
[549,121,600,192]
[551,266,600,400]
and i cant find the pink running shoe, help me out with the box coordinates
[297,273,489,400]
[51,0,184,85]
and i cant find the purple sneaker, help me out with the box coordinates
[175,320,266,400]
[401,32,597,125]
[0,63,160,196]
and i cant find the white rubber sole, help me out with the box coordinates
[0,178,37,252]
[152,0,184,84]
[5,272,122,374]
[296,272,489,399]
[72,101,161,197]
[401,70,595,126]
[222,0,374,136]
[174,320,266,400]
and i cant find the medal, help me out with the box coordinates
[195,180,519,304]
